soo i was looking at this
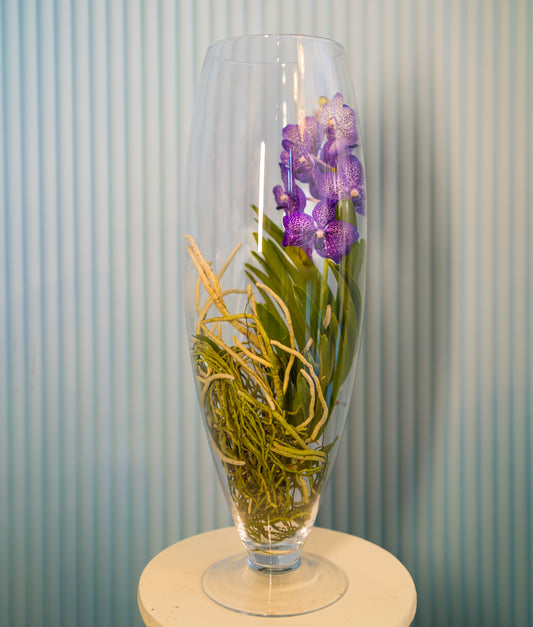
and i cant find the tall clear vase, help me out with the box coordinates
[183,34,366,616]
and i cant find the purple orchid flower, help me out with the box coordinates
[280,116,324,184]
[273,183,306,213]
[282,200,359,264]
[312,154,365,213]
[314,168,342,205]
[338,154,365,214]
[282,116,323,156]
[272,162,307,213]
[280,146,315,184]
[319,93,358,158]
[271,94,364,264]
[320,139,341,168]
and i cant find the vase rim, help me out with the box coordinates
[206,34,345,65]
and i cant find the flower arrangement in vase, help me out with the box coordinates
[183,35,366,616]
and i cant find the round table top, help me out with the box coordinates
[138,526,417,626]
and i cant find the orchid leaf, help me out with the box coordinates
[318,334,334,393]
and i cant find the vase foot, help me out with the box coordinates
[201,552,348,617]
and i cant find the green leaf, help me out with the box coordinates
[255,302,290,362]
[257,243,292,290]
[293,370,311,425]
[283,282,308,350]
[337,246,364,330]
[292,282,320,340]
[253,206,284,247]
[324,308,340,355]
[245,264,271,288]
[328,263,358,391]
[336,199,358,229]
[318,333,334,393]
[284,245,320,278]
[351,238,366,283]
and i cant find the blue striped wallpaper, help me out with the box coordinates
[1,1,531,626]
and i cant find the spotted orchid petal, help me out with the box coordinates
[282,212,316,248]
[315,220,359,264]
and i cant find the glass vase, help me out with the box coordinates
[183,34,366,616]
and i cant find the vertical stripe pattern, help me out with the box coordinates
[0,1,531,626]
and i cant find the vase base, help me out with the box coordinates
[201,552,348,617]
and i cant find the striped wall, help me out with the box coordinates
[0,1,531,626]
